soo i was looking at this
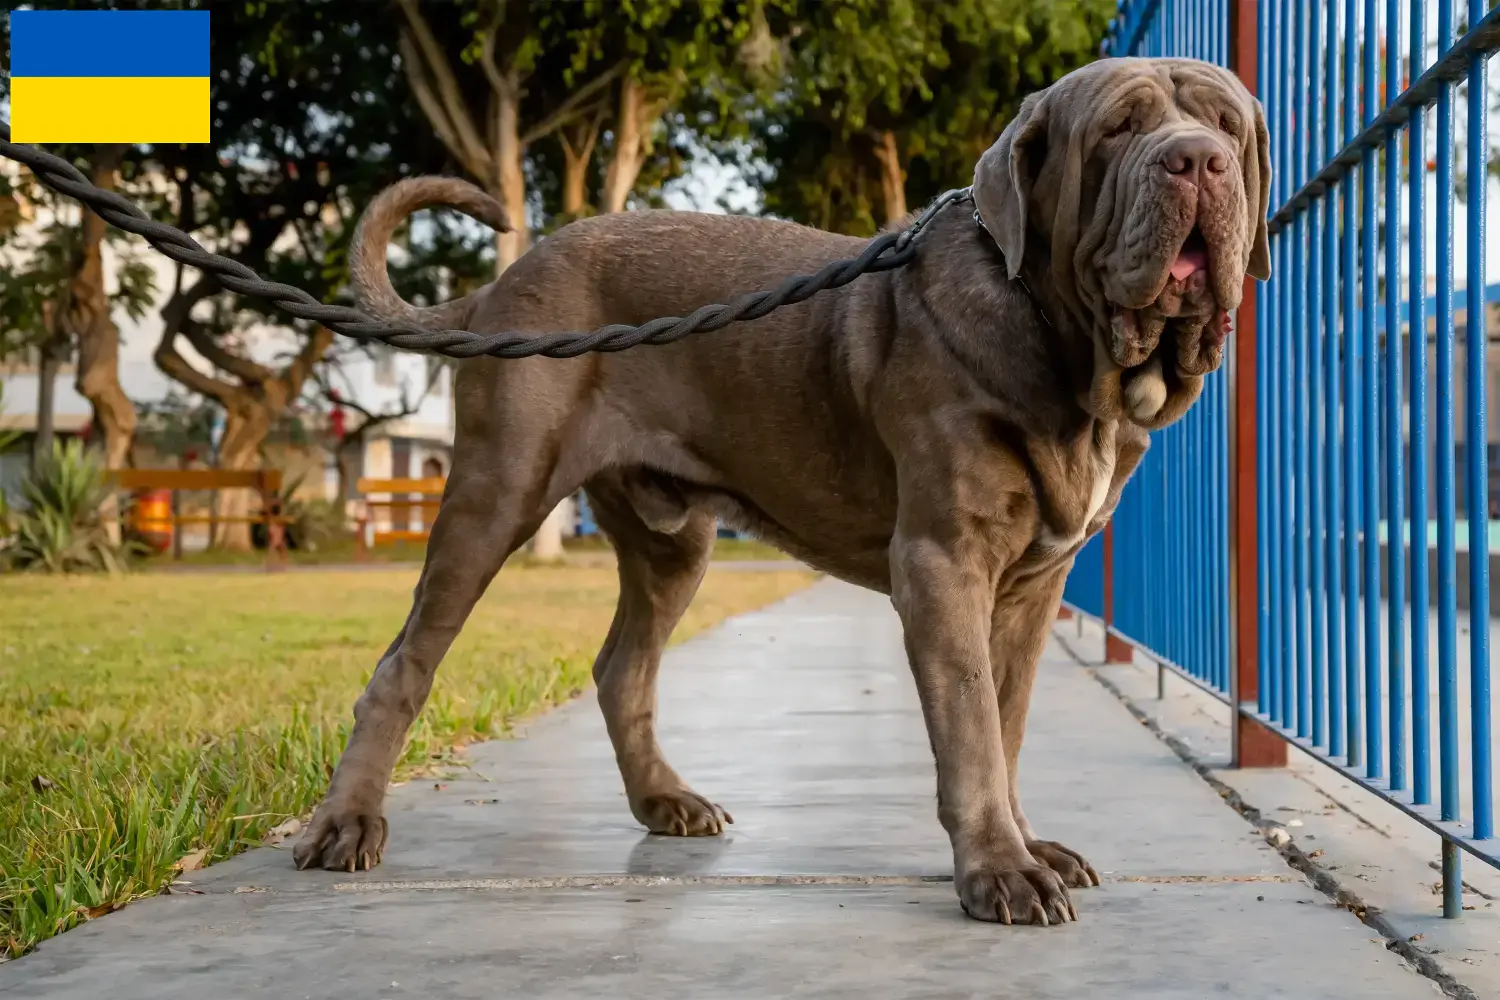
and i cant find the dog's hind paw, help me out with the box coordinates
[1026,839,1102,889]
[292,800,389,873]
[633,789,733,837]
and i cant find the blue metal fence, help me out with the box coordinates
[1090,1,1239,704]
[1062,533,1106,618]
[1075,0,1497,917]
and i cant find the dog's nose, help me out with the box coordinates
[1161,135,1228,183]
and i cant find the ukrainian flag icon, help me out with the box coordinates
[10,10,210,144]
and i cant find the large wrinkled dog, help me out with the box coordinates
[295,57,1270,925]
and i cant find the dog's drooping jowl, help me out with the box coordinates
[295,57,1270,926]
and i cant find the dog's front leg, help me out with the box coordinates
[992,565,1101,891]
[890,531,1076,926]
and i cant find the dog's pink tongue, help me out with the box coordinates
[1170,245,1207,281]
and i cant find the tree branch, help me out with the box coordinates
[398,32,479,177]
[312,350,437,438]
[179,319,275,385]
[281,324,335,399]
[156,346,235,405]
[154,274,239,405]
[477,6,517,101]
[557,95,608,163]
[397,0,492,177]
[163,217,282,386]
[580,101,608,162]
[522,62,626,144]
[291,216,318,268]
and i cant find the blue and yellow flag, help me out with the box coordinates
[10,10,210,144]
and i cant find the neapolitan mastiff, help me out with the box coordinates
[294,56,1271,925]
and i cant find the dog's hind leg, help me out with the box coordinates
[584,470,731,837]
[294,360,593,872]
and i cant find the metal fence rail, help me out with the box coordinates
[1076,0,1497,918]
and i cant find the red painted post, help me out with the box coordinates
[1102,522,1132,663]
[1229,0,1285,768]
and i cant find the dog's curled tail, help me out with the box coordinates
[349,176,510,330]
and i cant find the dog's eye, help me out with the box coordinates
[1217,112,1243,138]
[1103,117,1133,139]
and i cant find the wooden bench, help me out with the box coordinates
[355,476,445,551]
[111,468,291,567]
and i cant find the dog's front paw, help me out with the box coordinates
[632,788,733,837]
[293,797,389,872]
[956,861,1077,926]
[1026,839,1101,889]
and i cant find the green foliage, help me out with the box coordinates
[249,470,347,553]
[2,440,139,574]
[1,1,489,344]
[736,0,1113,234]
[134,392,218,466]
[0,169,158,365]
[142,5,449,311]
[397,0,783,226]
[284,497,348,552]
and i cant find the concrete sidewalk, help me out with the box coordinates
[3,580,1436,998]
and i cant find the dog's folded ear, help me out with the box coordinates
[973,92,1050,281]
[1245,97,1273,281]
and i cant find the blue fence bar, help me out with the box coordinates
[1466,0,1493,846]
[1361,0,1383,783]
[1410,0,1434,814]
[1062,533,1105,619]
[1384,0,1407,793]
[1070,0,1500,911]
[1341,0,1362,765]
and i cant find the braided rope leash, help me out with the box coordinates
[0,120,971,360]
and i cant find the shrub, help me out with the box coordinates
[3,440,139,573]
[249,471,350,551]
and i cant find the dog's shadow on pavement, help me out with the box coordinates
[625,832,732,877]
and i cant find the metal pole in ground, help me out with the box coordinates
[1228,0,1286,769]
[1102,522,1132,664]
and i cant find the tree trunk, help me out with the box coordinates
[493,87,530,273]
[33,340,60,466]
[601,78,657,214]
[561,144,589,216]
[559,116,601,218]
[213,399,271,551]
[69,145,137,541]
[872,129,907,226]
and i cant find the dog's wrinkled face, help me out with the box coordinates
[973,57,1271,429]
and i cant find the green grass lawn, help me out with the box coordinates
[0,563,814,958]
